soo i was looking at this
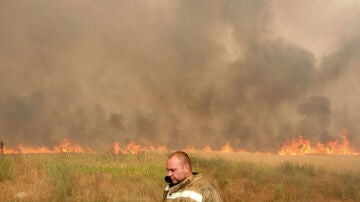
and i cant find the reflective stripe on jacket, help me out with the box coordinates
[163,173,222,202]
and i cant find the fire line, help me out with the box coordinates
[1,129,359,155]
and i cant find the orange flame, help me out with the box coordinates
[278,129,359,155]
[220,142,234,153]
[2,129,359,156]
[203,145,212,152]
[3,138,92,154]
[113,141,168,154]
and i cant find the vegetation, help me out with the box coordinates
[0,156,15,181]
[0,152,359,201]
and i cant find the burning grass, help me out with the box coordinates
[0,152,359,201]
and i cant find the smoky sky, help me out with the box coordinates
[1,0,360,151]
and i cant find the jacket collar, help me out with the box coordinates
[167,172,201,194]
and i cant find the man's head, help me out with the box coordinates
[166,151,193,184]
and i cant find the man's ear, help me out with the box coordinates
[184,163,191,171]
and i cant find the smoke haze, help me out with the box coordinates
[1,0,360,151]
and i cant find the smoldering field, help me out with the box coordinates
[0,152,360,201]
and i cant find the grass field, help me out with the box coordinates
[0,152,359,201]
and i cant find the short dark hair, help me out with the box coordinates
[168,151,192,170]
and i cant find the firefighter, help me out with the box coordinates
[163,151,222,202]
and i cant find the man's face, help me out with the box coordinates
[166,157,188,184]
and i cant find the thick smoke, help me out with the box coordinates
[0,0,359,151]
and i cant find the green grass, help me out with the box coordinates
[45,155,77,202]
[0,156,15,181]
[0,153,359,201]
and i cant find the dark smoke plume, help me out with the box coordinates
[0,0,359,151]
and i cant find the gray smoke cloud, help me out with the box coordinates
[0,0,359,151]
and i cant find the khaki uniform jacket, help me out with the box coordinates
[163,173,222,202]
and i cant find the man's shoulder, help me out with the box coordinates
[166,173,222,202]
[188,173,216,189]
[188,173,223,201]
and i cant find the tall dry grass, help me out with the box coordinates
[0,152,359,201]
